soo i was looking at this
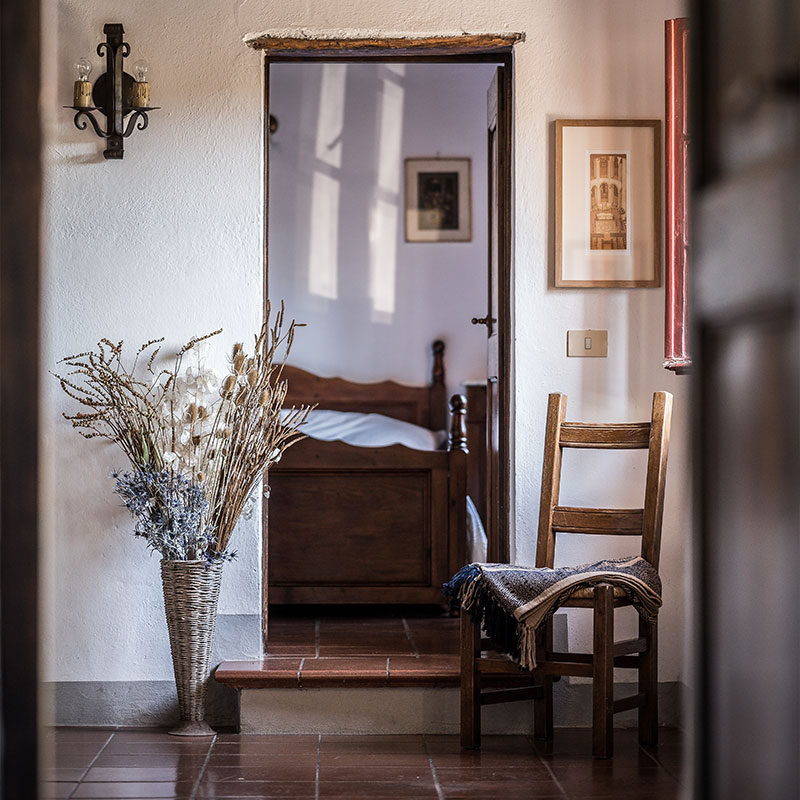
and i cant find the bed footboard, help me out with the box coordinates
[268,395,468,605]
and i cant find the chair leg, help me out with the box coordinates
[460,611,481,749]
[638,615,658,746]
[533,620,554,740]
[592,583,614,758]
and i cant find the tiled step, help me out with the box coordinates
[215,655,463,689]
[215,610,535,734]
[215,654,535,735]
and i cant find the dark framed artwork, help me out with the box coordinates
[405,158,471,242]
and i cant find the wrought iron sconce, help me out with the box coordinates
[66,23,158,159]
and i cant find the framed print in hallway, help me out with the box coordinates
[555,119,661,287]
[405,158,472,242]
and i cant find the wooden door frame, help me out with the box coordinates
[252,34,519,650]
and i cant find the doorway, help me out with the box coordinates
[257,35,516,651]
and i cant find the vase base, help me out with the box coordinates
[168,719,216,737]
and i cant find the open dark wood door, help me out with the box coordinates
[692,1,799,796]
[476,66,511,563]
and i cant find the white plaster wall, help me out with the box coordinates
[42,0,690,692]
[269,62,494,398]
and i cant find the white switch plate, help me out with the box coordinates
[567,329,608,357]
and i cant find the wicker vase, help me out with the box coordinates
[160,559,224,737]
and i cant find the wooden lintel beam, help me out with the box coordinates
[245,33,524,56]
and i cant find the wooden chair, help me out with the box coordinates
[460,391,672,758]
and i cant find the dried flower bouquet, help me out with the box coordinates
[55,302,311,561]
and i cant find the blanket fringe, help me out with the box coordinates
[443,563,529,667]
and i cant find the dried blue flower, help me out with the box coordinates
[113,467,234,563]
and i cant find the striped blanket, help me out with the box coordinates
[443,556,662,670]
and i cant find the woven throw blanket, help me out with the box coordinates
[443,556,662,670]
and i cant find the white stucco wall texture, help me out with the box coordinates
[42,0,690,695]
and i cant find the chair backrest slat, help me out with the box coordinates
[559,423,651,449]
[552,507,644,535]
[535,392,673,569]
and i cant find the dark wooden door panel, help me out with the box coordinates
[484,65,511,563]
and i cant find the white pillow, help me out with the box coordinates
[291,408,446,451]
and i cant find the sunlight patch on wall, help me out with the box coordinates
[369,198,399,320]
[376,74,404,194]
[315,65,347,169]
[369,72,405,320]
[308,170,340,300]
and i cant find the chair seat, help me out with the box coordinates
[569,585,627,600]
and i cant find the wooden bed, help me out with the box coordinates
[267,341,483,605]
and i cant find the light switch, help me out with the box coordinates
[567,329,608,357]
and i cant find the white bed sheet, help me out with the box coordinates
[295,408,447,451]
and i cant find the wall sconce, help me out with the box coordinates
[66,23,158,159]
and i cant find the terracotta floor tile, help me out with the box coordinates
[425,735,537,755]
[206,753,319,767]
[43,766,87,782]
[41,727,685,799]
[262,644,317,656]
[318,780,439,797]
[196,781,317,798]
[215,658,302,688]
[40,783,78,799]
[107,731,181,742]
[319,752,432,767]
[300,656,388,686]
[316,636,410,651]
[409,633,460,655]
[102,740,211,755]
[51,753,98,768]
[560,789,679,800]
[72,781,195,798]
[48,729,114,746]
[388,655,460,686]
[556,770,680,795]
[318,764,435,782]
[534,729,644,759]
[212,734,319,754]
[92,754,208,769]
[83,766,202,782]
[317,646,413,658]
[203,762,318,782]
[53,742,109,757]
[429,751,548,771]
[321,734,426,754]
[435,767,565,797]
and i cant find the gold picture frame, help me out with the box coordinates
[405,158,472,243]
[555,119,661,288]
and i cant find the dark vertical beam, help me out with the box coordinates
[1,0,42,795]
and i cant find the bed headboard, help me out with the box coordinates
[281,340,448,431]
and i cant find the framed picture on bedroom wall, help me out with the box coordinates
[405,158,472,243]
[554,119,661,288]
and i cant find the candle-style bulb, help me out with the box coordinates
[75,57,92,82]
[133,59,149,83]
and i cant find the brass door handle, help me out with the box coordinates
[471,316,496,326]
